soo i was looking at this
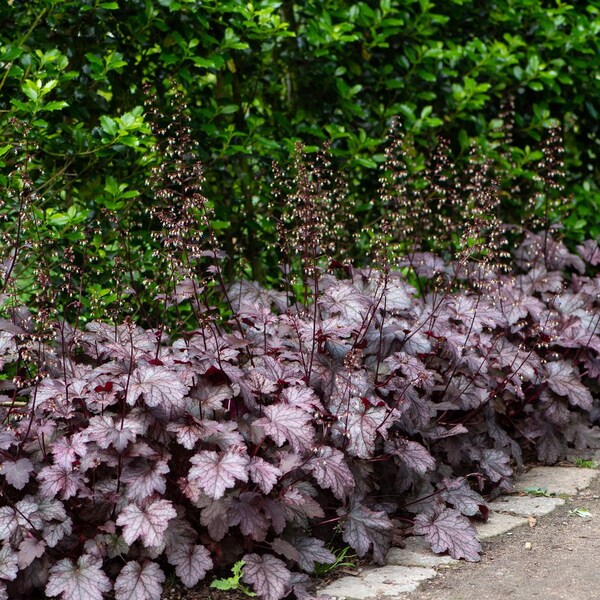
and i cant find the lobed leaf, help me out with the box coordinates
[340,502,393,564]
[413,505,481,561]
[114,561,165,600]
[189,446,249,500]
[116,499,177,547]
[46,555,112,600]
[242,553,291,600]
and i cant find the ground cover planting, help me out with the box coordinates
[2,2,600,599]
[1,116,600,600]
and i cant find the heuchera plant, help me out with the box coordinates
[1,229,599,599]
[1,117,600,599]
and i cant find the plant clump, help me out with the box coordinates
[1,121,600,600]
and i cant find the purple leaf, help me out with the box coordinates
[529,420,563,464]
[254,404,314,453]
[289,536,336,573]
[280,386,324,412]
[34,496,67,522]
[200,498,231,541]
[50,435,88,469]
[384,352,431,388]
[441,478,486,517]
[43,517,73,548]
[126,365,188,408]
[263,498,287,534]
[385,438,436,475]
[279,485,324,528]
[17,533,46,569]
[189,445,249,500]
[577,240,600,266]
[46,555,112,600]
[230,492,270,542]
[271,538,300,563]
[340,502,393,564]
[472,448,512,482]
[546,361,593,410]
[169,544,212,588]
[0,508,17,541]
[491,337,541,382]
[565,418,600,451]
[189,381,233,413]
[86,415,138,452]
[114,561,165,600]
[330,397,387,459]
[38,465,85,500]
[0,544,18,581]
[1,457,33,490]
[319,282,373,326]
[166,417,206,450]
[517,266,563,294]
[116,499,177,547]
[379,273,414,312]
[306,447,354,500]
[170,418,243,451]
[445,375,488,410]
[122,459,169,503]
[249,457,282,495]
[413,505,481,561]
[242,553,292,600]
[202,421,245,450]
[163,514,197,557]
[0,431,17,451]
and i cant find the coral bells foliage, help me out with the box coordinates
[0,232,599,600]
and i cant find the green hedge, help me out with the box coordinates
[1,0,599,320]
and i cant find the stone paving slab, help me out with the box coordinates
[475,512,528,540]
[318,565,437,599]
[386,546,458,568]
[318,466,599,599]
[514,466,597,495]
[490,495,565,517]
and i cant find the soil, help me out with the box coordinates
[405,471,600,600]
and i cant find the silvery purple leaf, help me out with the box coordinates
[46,555,112,600]
[471,448,512,482]
[288,536,336,573]
[254,404,314,453]
[17,534,46,569]
[546,361,593,410]
[230,492,270,542]
[577,240,600,266]
[1,458,33,490]
[414,505,481,561]
[189,445,249,500]
[249,457,282,495]
[116,499,176,547]
[126,365,188,408]
[384,438,436,475]
[0,544,18,581]
[169,544,212,587]
[242,553,291,600]
[441,477,486,517]
[122,459,169,503]
[340,502,393,564]
[114,561,164,600]
[38,465,86,500]
[200,497,231,542]
[306,447,354,500]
